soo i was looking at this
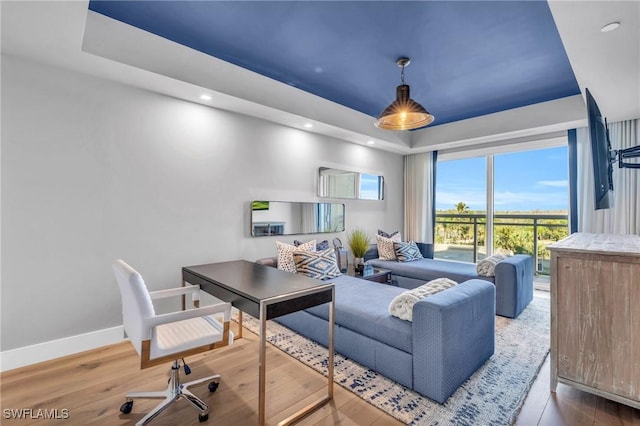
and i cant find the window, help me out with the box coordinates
[435,143,569,276]
[493,147,569,273]
[435,157,486,263]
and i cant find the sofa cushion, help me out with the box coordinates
[293,247,342,280]
[393,241,424,262]
[388,278,458,321]
[304,275,413,353]
[376,234,401,261]
[276,240,316,273]
[368,257,495,285]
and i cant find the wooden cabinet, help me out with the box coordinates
[549,233,640,409]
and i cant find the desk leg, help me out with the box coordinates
[236,310,243,340]
[258,302,267,426]
[181,279,199,309]
[276,288,334,426]
[181,279,186,311]
[328,288,335,397]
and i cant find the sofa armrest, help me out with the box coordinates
[363,244,379,262]
[256,257,278,268]
[412,279,495,403]
[495,254,534,318]
[415,242,434,259]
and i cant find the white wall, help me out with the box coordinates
[0,55,403,355]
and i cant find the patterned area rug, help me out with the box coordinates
[239,296,550,425]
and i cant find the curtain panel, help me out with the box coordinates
[404,152,436,243]
[577,119,640,235]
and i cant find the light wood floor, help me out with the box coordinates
[2,312,639,425]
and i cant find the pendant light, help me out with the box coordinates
[375,57,434,130]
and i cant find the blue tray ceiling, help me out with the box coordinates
[88,1,580,127]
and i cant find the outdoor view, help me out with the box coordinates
[435,146,569,276]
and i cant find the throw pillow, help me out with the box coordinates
[393,241,424,262]
[376,233,401,261]
[276,240,316,274]
[388,278,458,321]
[294,239,330,251]
[378,229,400,239]
[293,247,342,280]
[476,254,509,277]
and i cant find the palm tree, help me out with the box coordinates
[455,202,471,242]
[455,202,469,214]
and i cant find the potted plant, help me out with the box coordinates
[347,228,371,275]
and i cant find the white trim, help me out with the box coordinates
[0,326,125,372]
[486,154,495,258]
[438,132,568,161]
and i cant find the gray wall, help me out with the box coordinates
[1,55,403,351]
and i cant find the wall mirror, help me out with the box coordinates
[251,201,345,237]
[317,167,384,200]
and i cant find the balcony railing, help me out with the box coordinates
[435,213,568,274]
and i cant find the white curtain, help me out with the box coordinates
[577,119,640,234]
[300,203,318,234]
[404,152,435,243]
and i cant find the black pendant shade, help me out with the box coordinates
[375,58,434,131]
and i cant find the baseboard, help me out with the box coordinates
[0,326,125,372]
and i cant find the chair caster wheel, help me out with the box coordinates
[208,381,219,393]
[120,400,133,414]
[199,413,209,422]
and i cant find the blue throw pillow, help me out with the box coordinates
[292,247,342,280]
[378,229,400,239]
[393,241,423,262]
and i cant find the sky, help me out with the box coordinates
[436,146,568,212]
[360,174,383,200]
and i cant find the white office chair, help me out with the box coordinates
[112,259,233,425]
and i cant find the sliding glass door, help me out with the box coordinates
[435,157,486,263]
[435,144,569,277]
[493,147,569,274]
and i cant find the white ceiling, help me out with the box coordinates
[2,1,638,154]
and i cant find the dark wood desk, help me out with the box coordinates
[182,260,335,426]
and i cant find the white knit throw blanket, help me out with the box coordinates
[388,278,458,321]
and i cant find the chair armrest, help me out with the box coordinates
[143,302,231,334]
[149,284,201,303]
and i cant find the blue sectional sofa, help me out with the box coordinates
[364,245,534,318]
[255,257,495,404]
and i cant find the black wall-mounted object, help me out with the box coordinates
[586,88,614,210]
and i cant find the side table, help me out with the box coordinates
[347,265,392,284]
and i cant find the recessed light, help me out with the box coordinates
[600,22,620,32]
[303,123,313,129]
[367,140,375,145]
[200,94,212,101]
